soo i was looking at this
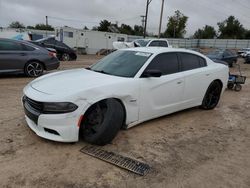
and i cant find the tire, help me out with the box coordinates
[61,53,70,61]
[201,81,222,110]
[24,61,44,77]
[227,83,234,90]
[234,84,242,92]
[80,99,124,145]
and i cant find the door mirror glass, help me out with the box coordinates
[142,69,162,78]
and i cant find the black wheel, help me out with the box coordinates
[227,83,234,90]
[61,53,70,61]
[80,99,124,145]
[201,81,222,110]
[24,61,44,77]
[234,84,242,92]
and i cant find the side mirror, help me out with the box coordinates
[142,69,162,78]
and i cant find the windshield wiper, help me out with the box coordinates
[93,70,110,75]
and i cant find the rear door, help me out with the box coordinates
[179,52,211,107]
[139,52,185,121]
[0,40,29,72]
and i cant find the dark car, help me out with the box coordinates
[31,37,77,61]
[0,38,60,77]
[245,54,250,64]
[206,49,237,67]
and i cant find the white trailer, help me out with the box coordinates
[55,27,140,54]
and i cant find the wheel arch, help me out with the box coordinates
[213,79,223,89]
[24,59,46,70]
[79,97,127,128]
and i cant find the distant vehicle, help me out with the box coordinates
[31,37,77,61]
[189,48,202,53]
[206,49,237,67]
[241,51,250,58]
[22,47,228,145]
[0,38,59,77]
[237,48,250,56]
[113,39,171,50]
[245,54,250,64]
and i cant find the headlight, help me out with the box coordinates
[43,102,78,114]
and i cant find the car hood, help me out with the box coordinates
[30,69,126,95]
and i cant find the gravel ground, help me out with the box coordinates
[0,55,250,188]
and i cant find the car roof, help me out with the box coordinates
[122,47,206,57]
[135,38,168,42]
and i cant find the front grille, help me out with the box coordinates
[23,96,43,112]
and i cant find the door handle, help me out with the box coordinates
[206,73,210,76]
[177,81,183,84]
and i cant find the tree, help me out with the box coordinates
[119,24,134,35]
[245,30,250,39]
[133,25,144,36]
[164,10,188,38]
[34,24,54,31]
[98,20,111,32]
[193,25,217,39]
[9,21,25,29]
[83,26,89,30]
[26,26,35,29]
[217,16,245,39]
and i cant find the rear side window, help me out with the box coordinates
[148,41,160,47]
[159,41,168,47]
[0,40,23,51]
[55,41,68,48]
[179,53,205,71]
[23,44,35,51]
[199,57,207,67]
[145,53,179,75]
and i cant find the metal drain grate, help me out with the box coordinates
[80,145,150,176]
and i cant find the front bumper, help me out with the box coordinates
[24,114,79,142]
[22,96,87,142]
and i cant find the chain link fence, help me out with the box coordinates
[167,38,250,49]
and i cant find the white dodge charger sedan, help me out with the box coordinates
[22,47,228,145]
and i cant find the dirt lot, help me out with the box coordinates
[0,55,250,188]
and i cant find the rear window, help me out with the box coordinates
[23,44,35,51]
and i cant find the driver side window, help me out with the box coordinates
[145,53,180,76]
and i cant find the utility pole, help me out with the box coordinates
[46,16,48,26]
[143,0,153,38]
[141,15,146,28]
[158,0,164,38]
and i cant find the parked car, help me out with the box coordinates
[244,54,250,64]
[113,39,171,50]
[31,37,77,61]
[22,47,228,145]
[237,48,250,57]
[206,49,237,67]
[0,38,59,77]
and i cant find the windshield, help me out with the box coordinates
[134,39,150,47]
[90,50,152,78]
[35,37,54,42]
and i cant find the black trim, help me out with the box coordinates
[23,98,40,124]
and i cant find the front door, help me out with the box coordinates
[139,52,185,121]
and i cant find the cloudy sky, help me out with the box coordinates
[0,0,250,36]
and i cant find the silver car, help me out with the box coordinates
[0,38,60,77]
